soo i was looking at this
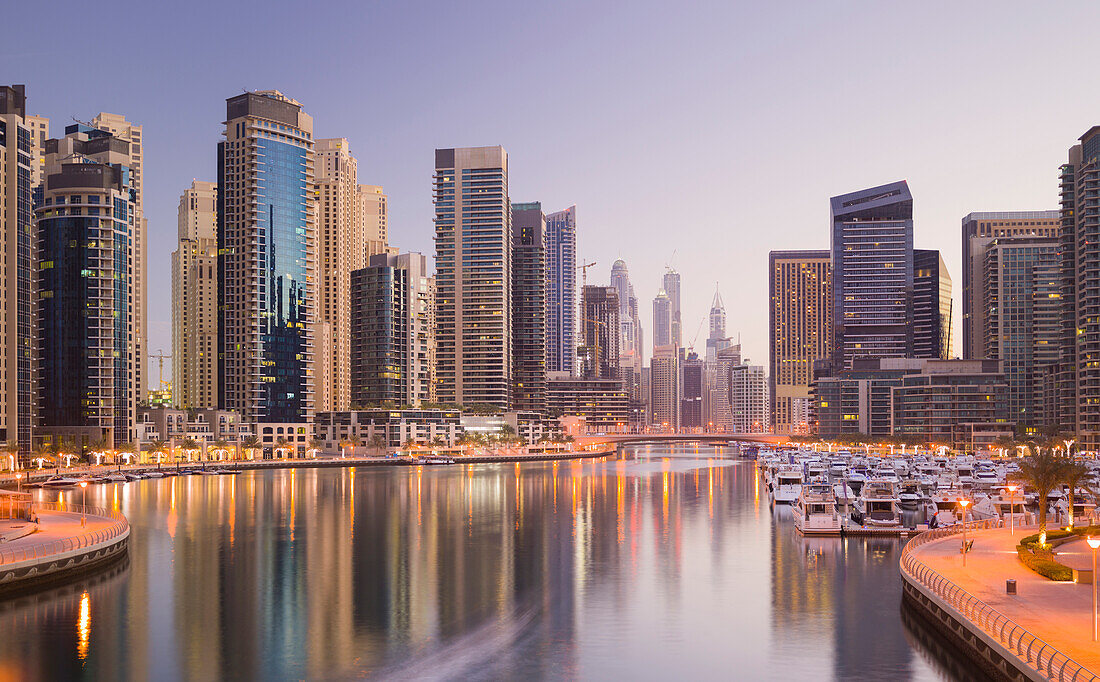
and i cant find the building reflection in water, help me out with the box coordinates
[0,448,961,679]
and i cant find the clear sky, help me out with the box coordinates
[6,1,1099,383]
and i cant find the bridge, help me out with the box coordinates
[574,433,790,448]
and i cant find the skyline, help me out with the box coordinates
[6,2,1100,374]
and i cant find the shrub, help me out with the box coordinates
[1016,547,1074,581]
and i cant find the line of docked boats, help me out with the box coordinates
[758,449,1099,536]
[28,468,242,488]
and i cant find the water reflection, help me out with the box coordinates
[1,447,969,680]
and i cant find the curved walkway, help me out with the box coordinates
[903,525,1100,680]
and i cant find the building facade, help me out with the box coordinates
[681,352,704,429]
[357,184,390,260]
[171,181,218,409]
[546,206,576,375]
[728,361,768,433]
[434,146,512,408]
[511,202,548,413]
[663,268,682,348]
[652,288,672,349]
[650,344,680,429]
[546,376,630,431]
[830,181,914,369]
[581,285,620,379]
[913,249,953,359]
[769,250,831,435]
[37,128,137,446]
[217,91,316,425]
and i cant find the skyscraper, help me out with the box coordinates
[961,211,1059,359]
[434,146,511,408]
[650,345,680,430]
[652,288,672,349]
[769,250,831,435]
[350,252,435,408]
[546,206,576,375]
[663,268,682,348]
[314,137,367,412]
[37,125,138,446]
[172,181,218,409]
[91,113,146,400]
[729,358,769,434]
[581,285,620,380]
[0,85,36,448]
[703,287,731,429]
[681,352,704,429]
[913,249,953,359]
[830,181,914,369]
[611,259,644,418]
[218,91,316,429]
[357,184,390,260]
[511,202,548,413]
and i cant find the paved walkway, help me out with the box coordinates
[0,510,119,559]
[911,526,1100,674]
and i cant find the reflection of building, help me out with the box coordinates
[37,124,139,447]
[511,202,548,413]
[218,91,316,426]
[769,250,831,435]
[172,181,218,409]
[434,146,512,408]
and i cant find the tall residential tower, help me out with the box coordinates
[171,181,218,409]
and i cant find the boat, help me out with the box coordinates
[771,467,803,505]
[105,473,127,482]
[41,476,84,488]
[852,480,902,527]
[792,482,842,535]
[897,480,923,511]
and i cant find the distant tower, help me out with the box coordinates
[546,206,576,375]
[652,289,672,349]
[663,268,682,348]
[172,181,218,409]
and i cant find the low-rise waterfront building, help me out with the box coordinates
[547,375,630,432]
[315,408,463,452]
[137,407,250,444]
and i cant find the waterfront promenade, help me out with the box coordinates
[903,525,1100,680]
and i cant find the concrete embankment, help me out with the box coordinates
[901,525,1100,681]
[0,503,129,596]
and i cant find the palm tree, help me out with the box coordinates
[181,438,200,462]
[0,439,19,470]
[369,433,386,455]
[338,437,351,458]
[274,437,292,458]
[1014,446,1071,545]
[1061,460,1095,529]
[306,438,322,458]
[210,438,230,461]
[148,439,169,463]
[241,435,261,460]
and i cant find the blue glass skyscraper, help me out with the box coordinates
[218,92,316,433]
[546,206,576,375]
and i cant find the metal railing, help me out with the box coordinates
[0,502,129,567]
[902,522,1099,681]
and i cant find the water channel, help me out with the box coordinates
[0,445,982,680]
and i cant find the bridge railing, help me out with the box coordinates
[901,523,1098,682]
[0,503,129,567]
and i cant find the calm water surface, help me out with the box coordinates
[2,445,977,680]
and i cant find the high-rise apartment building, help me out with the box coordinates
[0,86,36,448]
[703,288,732,429]
[511,202,548,413]
[709,344,741,432]
[652,288,672,349]
[434,146,511,408]
[546,206,576,375]
[581,285,620,380]
[357,184,390,259]
[650,344,680,430]
[217,91,316,428]
[681,352,704,429]
[91,113,146,402]
[350,260,406,405]
[913,249,953,359]
[663,268,682,348]
[980,236,1059,425]
[37,126,138,446]
[769,250,831,435]
[171,181,218,409]
[961,211,1060,359]
[314,138,367,412]
[830,181,914,369]
[729,360,768,433]
[610,259,644,413]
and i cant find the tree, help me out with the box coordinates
[369,434,387,454]
[241,435,261,460]
[1061,460,1094,529]
[274,437,292,458]
[211,439,230,461]
[306,438,322,458]
[147,439,169,463]
[1013,446,1070,545]
[0,440,19,469]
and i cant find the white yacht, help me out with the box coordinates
[771,467,804,505]
[852,480,902,528]
[793,482,843,535]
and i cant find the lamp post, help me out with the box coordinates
[79,480,88,528]
[1006,484,1018,536]
[1089,536,1100,642]
[14,473,21,494]
[959,499,972,566]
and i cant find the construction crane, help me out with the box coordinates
[685,314,707,355]
[577,260,597,290]
[150,350,171,389]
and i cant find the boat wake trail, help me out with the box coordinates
[375,604,540,681]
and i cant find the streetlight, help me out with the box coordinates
[79,480,88,527]
[1089,536,1100,642]
[14,472,21,494]
[959,499,972,566]
[1006,484,1018,536]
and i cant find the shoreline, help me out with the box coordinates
[1,447,617,486]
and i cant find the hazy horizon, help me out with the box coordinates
[5,1,1095,383]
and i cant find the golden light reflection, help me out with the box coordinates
[350,468,355,541]
[417,467,422,527]
[77,591,90,661]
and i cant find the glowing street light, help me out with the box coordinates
[1089,536,1100,642]
[14,472,21,494]
[959,499,972,566]
[1006,484,1018,536]
[79,480,88,528]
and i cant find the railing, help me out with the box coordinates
[902,522,1099,682]
[0,502,129,567]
